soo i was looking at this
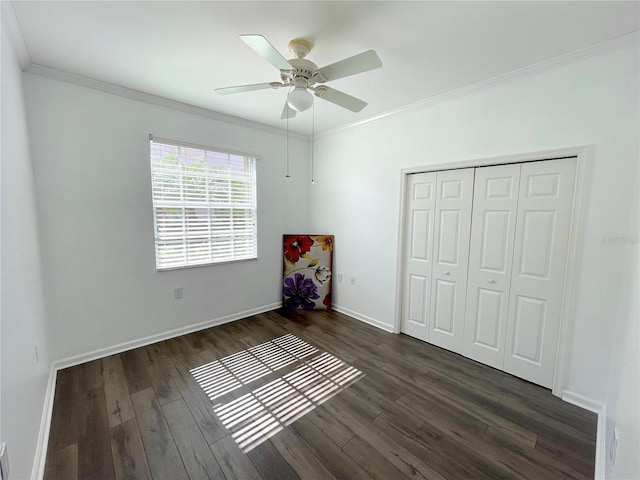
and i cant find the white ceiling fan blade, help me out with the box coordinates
[215,82,274,95]
[316,50,382,82]
[240,34,291,71]
[315,86,367,112]
[281,101,297,120]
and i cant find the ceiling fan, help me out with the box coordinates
[215,35,383,119]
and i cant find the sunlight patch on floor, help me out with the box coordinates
[191,334,363,452]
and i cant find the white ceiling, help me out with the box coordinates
[9,1,640,135]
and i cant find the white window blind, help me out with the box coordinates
[149,136,257,270]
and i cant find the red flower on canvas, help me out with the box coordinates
[284,235,314,263]
[323,293,331,310]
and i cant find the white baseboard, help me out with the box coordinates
[31,366,58,480]
[561,389,603,414]
[332,304,395,333]
[54,302,282,371]
[31,302,281,479]
[595,403,607,480]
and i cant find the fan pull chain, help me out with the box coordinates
[285,91,290,178]
[311,100,315,184]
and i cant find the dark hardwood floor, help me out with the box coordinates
[44,309,597,480]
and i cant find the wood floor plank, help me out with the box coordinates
[342,436,411,480]
[210,435,264,480]
[330,387,383,422]
[79,359,104,392]
[500,374,596,432]
[534,432,596,478]
[348,368,403,408]
[47,367,80,453]
[299,327,359,363]
[304,405,355,448]
[397,394,555,480]
[289,416,373,480]
[410,370,540,448]
[130,388,189,480]
[251,313,291,339]
[173,334,202,357]
[139,345,183,406]
[373,400,425,435]
[44,443,78,480]
[163,398,226,480]
[120,349,152,394]
[320,396,441,480]
[101,355,135,428]
[269,427,337,480]
[110,418,152,480]
[481,425,590,480]
[499,390,596,444]
[168,358,230,444]
[152,338,187,364]
[396,392,489,444]
[247,439,301,480]
[374,409,511,480]
[78,387,115,480]
[381,350,504,403]
[313,311,387,348]
[417,427,518,480]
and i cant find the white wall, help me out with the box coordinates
[604,170,639,480]
[1,25,51,480]
[23,74,311,362]
[310,43,639,406]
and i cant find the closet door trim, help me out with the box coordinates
[394,145,592,398]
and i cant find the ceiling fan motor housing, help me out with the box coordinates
[284,39,326,88]
[285,58,318,87]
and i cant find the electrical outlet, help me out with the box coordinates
[338,273,343,283]
[174,287,183,300]
[0,442,9,480]
[609,428,619,465]
[350,276,356,285]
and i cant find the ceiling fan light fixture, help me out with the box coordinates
[287,87,313,112]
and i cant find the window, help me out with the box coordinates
[149,136,257,270]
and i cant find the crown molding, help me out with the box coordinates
[317,31,640,140]
[5,0,297,139]
[13,20,638,143]
[1,0,31,68]
[23,63,309,141]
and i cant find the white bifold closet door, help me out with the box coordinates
[463,163,521,369]
[428,168,474,354]
[503,158,577,388]
[400,168,474,347]
[400,172,437,342]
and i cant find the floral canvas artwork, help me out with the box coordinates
[283,235,333,310]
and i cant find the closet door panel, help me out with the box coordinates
[463,164,521,368]
[504,158,576,388]
[400,173,437,341]
[428,168,474,354]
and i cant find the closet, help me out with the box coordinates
[401,157,577,388]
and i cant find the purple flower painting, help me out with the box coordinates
[283,234,333,311]
[283,273,320,310]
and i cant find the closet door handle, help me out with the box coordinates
[443,271,450,275]
[488,278,496,284]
